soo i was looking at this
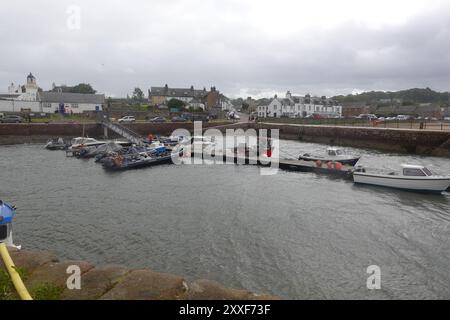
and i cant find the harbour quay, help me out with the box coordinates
[3,121,450,157]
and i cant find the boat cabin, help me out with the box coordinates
[326,147,345,156]
[71,137,99,146]
[401,164,433,177]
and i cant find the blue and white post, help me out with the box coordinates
[0,200,21,250]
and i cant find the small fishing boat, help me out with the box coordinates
[191,136,216,149]
[78,142,123,159]
[69,137,105,150]
[159,135,190,147]
[102,147,181,171]
[67,137,132,157]
[353,164,450,193]
[45,138,68,150]
[299,147,361,166]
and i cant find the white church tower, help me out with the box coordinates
[20,72,38,101]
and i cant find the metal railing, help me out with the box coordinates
[101,120,144,145]
[257,118,450,131]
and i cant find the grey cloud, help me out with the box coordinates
[1,0,450,98]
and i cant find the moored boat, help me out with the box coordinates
[78,142,123,158]
[102,148,181,171]
[45,138,68,150]
[353,164,450,193]
[299,147,361,166]
[69,137,105,150]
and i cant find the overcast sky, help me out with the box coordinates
[1,0,450,98]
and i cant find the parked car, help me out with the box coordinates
[396,115,414,121]
[191,114,210,122]
[171,116,188,122]
[118,116,136,123]
[357,114,377,120]
[0,115,23,123]
[149,117,166,123]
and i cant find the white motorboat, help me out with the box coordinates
[299,147,361,166]
[69,137,105,151]
[353,164,450,193]
[160,135,190,146]
[191,136,216,149]
[69,137,131,151]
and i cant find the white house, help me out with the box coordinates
[258,91,342,118]
[220,96,233,111]
[0,73,104,114]
[188,98,206,110]
[0,73,41,112]
[258,94,295,118]
[39,92,104,114]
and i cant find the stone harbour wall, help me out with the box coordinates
[249,123,450,157]
[1,122,450,157]
[0,122,232,145]
[0,248,278,300]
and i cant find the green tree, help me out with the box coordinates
[70,83,96,94]
[168,98,186,109]
[132,87,145,101]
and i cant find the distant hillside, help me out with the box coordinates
[333,88,450,105]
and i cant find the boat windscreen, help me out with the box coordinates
[403,168,427,176]
[423,168,433,176]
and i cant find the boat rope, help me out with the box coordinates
[0,243,33,300]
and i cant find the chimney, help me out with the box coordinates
[286,91,292,99]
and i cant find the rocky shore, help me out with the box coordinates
[0,248,278,300]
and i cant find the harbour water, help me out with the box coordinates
[1,141,450,299]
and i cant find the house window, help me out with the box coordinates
[72,103,79,108]
[44,103,51,108]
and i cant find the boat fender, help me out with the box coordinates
[315,160,322,168]
[114,155,124,166]
[334,162,343,171]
